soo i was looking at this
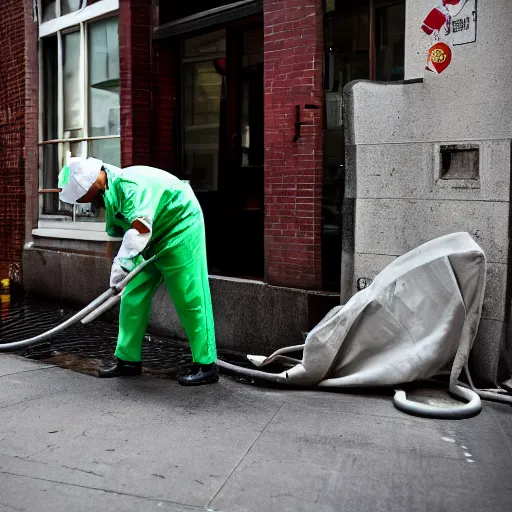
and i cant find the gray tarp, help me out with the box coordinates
[248,232,486,392]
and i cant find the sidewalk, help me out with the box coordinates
[1,354,511,512]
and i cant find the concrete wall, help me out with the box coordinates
[343,0,512,385]
[23,248,338,356]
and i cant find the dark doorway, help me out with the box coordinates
[181,22,264,278]
[322,0,405,292]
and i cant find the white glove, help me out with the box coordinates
[115,224,152,271]
[110,261,128,288]
[110,219,152,288]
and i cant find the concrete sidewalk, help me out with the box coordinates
[0,355,511,512]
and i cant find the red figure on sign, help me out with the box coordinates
[422,1,468,37]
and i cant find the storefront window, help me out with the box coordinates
[39,7,120,221]
[88,17,121,167]
[182,30,226,192]
[180,23,263,278]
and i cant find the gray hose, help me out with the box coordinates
[264,345,305,359]
[217,359,291,384]
[217,359,486,419]
[392,384,482,419]
[261,355,303,367]
[0,256,157,352]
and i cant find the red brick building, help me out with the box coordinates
[1,0,406,352]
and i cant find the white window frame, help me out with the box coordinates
[36,0,121,241]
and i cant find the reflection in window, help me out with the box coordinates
[183,31,226,192]
[241,28,264,168]
[63,31,82,146]
[61,0,83,16]
[40,15,120,220]
[42,0,57,22]
[42,36,59,214]
[322,2,405,291]
[89,17,120,166]
[324,13,369,129]
[41,0,84,20]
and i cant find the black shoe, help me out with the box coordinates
[98,358,142,378]
[178,363,219,386]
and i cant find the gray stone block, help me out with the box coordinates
[60,252,111,305]
[23,249,111,306]
[23,249,63,301]
[347,76,512,146]
[32,235,117,256]
[354,141,510,203]
[208,277,309,354]
[481,262,508,322]
[355,198,509,263]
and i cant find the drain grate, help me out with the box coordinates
[0,294,253,380]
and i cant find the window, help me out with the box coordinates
[323,1,406,128]
[375,3,406,81]
[182,30,226,192]
[42,1,84,22]
[38,0,120,224]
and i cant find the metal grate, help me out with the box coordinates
[1,294,252,380]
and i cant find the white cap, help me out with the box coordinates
[58,157,104,204]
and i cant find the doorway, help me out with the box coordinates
[181,23,264,278]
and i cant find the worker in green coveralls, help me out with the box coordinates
[58,157,218,385]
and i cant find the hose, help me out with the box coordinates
[217,359,291,384]
[392,384,482,419]
[0,256,156,352]
[218,358,512,419]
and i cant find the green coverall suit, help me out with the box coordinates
[102,165,217,366]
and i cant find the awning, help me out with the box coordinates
[153,0,263,39]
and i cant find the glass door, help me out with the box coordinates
[182,30,227,274]
[181,23,264,278]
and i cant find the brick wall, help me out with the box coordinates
[121,0,177,171]
[24,0,39,277]
[119,0,153,167]
[263,0,324,289]
[0,0,37,282]
[151,39,178,171]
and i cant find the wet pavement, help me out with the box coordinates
[0,294,252,380]
[1,296,512,511]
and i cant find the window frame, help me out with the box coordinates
[37,0,120,239]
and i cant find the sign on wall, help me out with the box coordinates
[421,0,478,74]
[450,0,477,45]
